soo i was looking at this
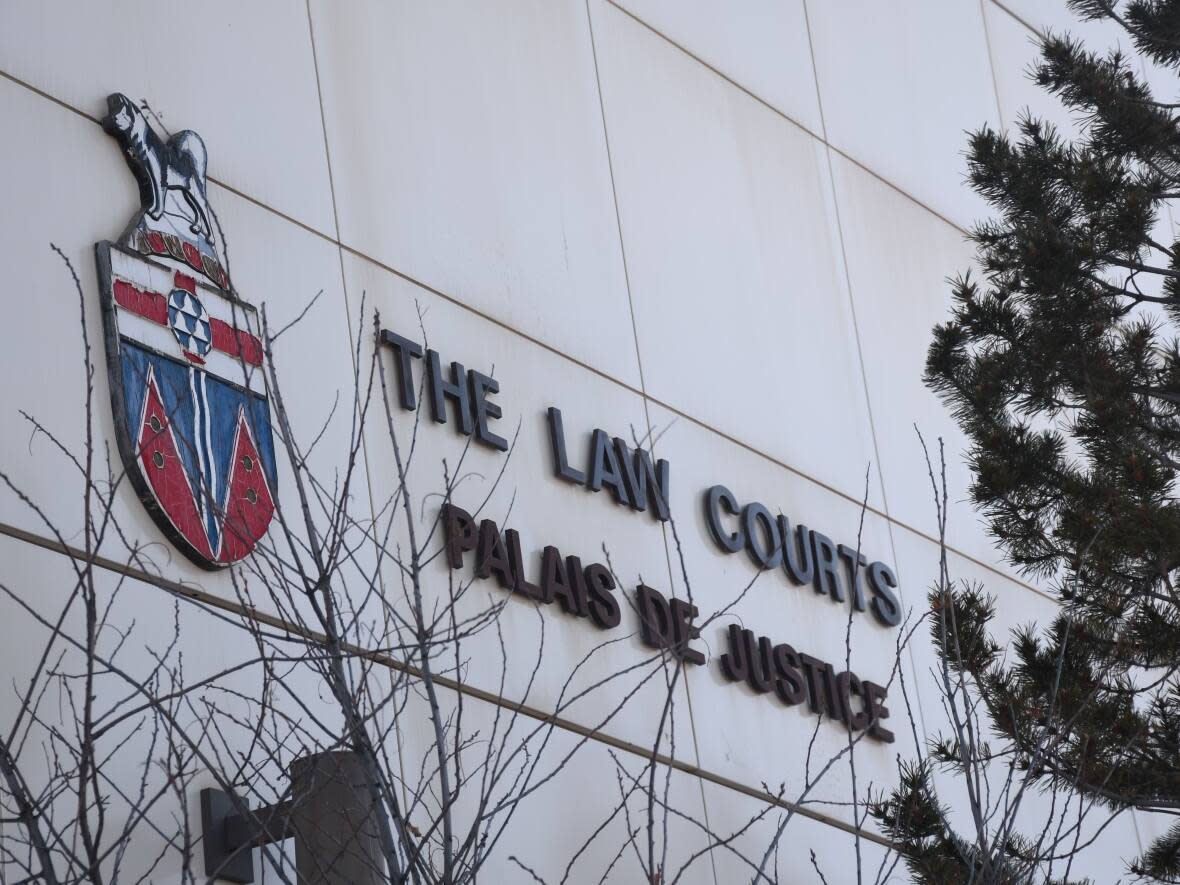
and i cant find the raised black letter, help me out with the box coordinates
[811,531,844,602]
[538,545,567,607]
[427,350,473,435]
[778,516,815,586]
[863,681,895,743]
[379,329,423,410]
[742,502,782,570]
[469,370,508,452]
[505,529,544,601]
[475,519,514,589]
[799,653,831,715]
[670,598,704,665]
[838,544,869,612]
[720,625,749,682]
[868,562,902,627]
[635,584,672,651]
[704,485,744,553]
[584,563,621,629]
[546,407,586,485]
[559,554,590,617]
[836,670,869,730]
[613,438,671,521]
[587,429,630,506]
[772,643,806,705]
[441,503,476,569]
[747,635,775,694]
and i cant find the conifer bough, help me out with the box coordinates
[872,2,1180,882]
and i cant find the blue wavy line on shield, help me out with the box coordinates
[192,373,219,550]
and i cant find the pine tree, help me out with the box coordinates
[871,2,1180,881]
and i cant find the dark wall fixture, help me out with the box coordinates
[201,751,384,883]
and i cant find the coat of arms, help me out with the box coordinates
[95,93,276,569]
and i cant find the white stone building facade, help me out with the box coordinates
[0,1,1166,881]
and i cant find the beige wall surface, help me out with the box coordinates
[0,1,1162,881]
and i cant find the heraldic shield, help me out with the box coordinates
[94,93,277,569]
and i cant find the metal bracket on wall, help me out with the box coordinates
[199,750,384,885]
[200,788,293,883]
